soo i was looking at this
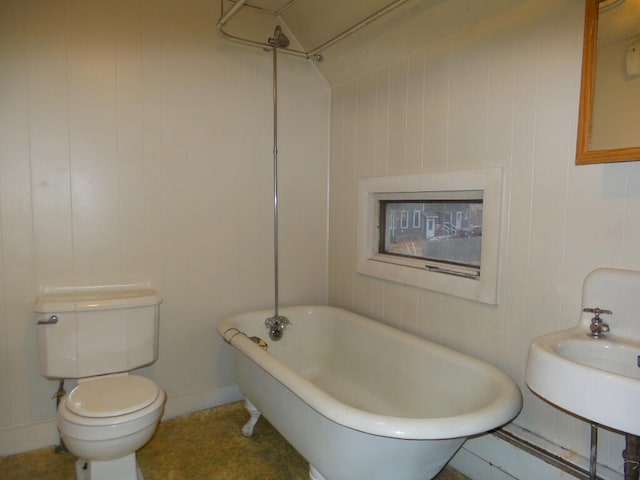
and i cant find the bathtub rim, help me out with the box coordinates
[218,304,522,440]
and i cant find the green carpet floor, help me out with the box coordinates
[0,401,469,479]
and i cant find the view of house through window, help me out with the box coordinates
[379,200,483,269]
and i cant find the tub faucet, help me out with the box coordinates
[265,314,290,341]
[583,307,611,338]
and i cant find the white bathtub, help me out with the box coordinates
[218,305,522,480]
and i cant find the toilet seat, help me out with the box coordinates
[59,388,165,439]
[65,375,161,418]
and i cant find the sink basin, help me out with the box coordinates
[554,337,640,379]
[526,327,640,435]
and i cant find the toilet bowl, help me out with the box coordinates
[58,374,165,480]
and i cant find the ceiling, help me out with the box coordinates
[220,0,546,85]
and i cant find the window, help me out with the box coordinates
[399,210,409,229]
[380,199,483,274]
[412,209,421,228]
[357,168,502,305]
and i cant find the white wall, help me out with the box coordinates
[328,0,640,475]
[0,0,329,455]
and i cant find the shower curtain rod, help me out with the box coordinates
[216,0,413,61]
[225,0,299,16]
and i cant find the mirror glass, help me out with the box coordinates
[576,0,640,164]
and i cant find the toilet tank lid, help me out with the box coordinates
[34,287,161,313]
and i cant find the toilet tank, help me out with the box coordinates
[35,287,162,379]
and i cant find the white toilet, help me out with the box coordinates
[35,287,166,480]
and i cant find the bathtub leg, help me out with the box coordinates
[241,399,261,437]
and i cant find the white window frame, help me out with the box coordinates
[356,168,503,305]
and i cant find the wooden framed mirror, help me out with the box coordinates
[576,0,640,165]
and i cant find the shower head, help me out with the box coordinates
[268,25,290,49]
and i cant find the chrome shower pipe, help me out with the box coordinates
[306,0,411,57]
[218,0,248,26]
[264,27,291,341]
[216,0,413,61]
[225,0,299,16]
[217,25,320,61]
[272,42,281,319]
[217,0,318,60]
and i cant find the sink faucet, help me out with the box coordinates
[583,307,612,338]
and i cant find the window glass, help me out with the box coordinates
[379,200,482,269]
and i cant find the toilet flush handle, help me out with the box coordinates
[37,315,58,325]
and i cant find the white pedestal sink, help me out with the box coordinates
[526,267,640,436]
